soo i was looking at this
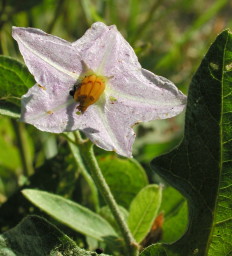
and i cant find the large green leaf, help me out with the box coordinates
[128,185,162,243]
[22,189,117,242]
[98,155,148,208]
[0,56,35,118]
[0,215,110,256]
[141,30,232,256]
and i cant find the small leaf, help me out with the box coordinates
[22,189,117,242]
[161,201,188,243]
[99,155,148,208]
[141,30,232,256]
[159,186,188,243]
[127,185,162,243]
[0,215,111,256]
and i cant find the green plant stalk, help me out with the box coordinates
[80,140,139,256]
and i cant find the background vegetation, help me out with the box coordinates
[0,0,231,255]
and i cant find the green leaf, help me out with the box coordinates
[22,189,117,242]
[99,155,148,208]
[159,187,188,243]
[0,215,111,256]
[159,186,185,216]
[0,56,35,117]
[128,185,162,243]
[141,30,232,256]
[161,201,188,243]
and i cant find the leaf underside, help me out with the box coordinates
[141,30,232,256]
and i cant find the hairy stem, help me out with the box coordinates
[80,140,139,256]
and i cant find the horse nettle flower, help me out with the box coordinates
[12,22,186,157]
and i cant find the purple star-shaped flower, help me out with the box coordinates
[12,22,186,157]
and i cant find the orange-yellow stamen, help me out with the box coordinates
[73,74,105,113]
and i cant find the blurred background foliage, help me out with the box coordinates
[0,0,231,252]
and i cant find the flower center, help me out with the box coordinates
[71,74,106,113]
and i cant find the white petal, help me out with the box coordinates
[21,84,77,132]
[108,68,186,120]
[101,69,187,156]
[74,22,141,76]
[12,27,81,91]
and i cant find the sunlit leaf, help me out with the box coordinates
[161,201,188,243]
[128,185,162,243]
[22,189,117,242]
[159,186,188,243]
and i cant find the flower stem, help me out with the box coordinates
[80,141,139,256]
